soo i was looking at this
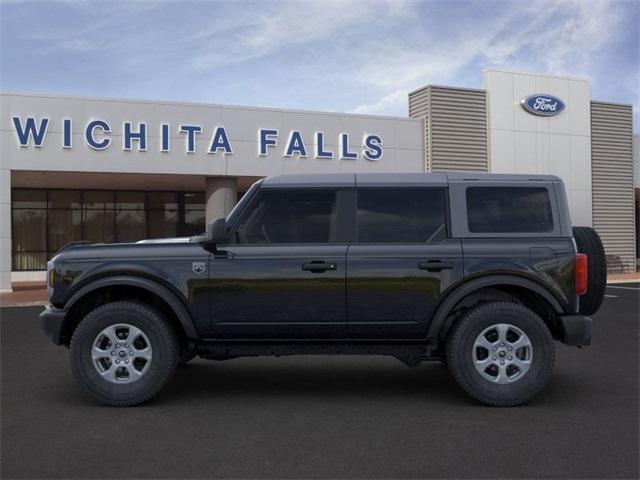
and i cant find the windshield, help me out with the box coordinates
[226,179,262,225]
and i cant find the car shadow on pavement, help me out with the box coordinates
[130,358,588,408]
[46,357,479,407]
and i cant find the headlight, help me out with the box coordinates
[46,261,55,298]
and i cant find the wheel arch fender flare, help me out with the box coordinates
[64,275,198,339]
[426,275,564,342]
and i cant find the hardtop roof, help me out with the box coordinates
[260,172,561,188]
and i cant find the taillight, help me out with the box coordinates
[575,253,588,295]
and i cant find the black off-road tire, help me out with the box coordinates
[446,301,555,407]
[70,301,179,407]
[572,226,607,315]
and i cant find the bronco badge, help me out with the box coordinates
[192,262,206,274]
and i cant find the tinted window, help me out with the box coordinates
[466,187,554,233]
[356,189,446,243]
[236,189,338,244]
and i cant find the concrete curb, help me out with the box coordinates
[1,301,47,308]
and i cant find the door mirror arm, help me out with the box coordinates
[189,217,230,253]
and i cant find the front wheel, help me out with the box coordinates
[446,301,555,407]
[70,301,179,406]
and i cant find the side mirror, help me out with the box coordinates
[208,217,229,243]
[190,217,229,244]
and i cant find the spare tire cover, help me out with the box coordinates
[572,226,607,315]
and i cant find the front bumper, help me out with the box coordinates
[559,314,592,346]
[39,305,68,345]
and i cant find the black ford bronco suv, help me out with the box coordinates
[40,173,606,407]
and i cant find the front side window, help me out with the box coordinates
[235,189,338,244]
[466,187,554,233]
[356,189,446,243]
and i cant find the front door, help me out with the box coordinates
[347,188,463,338]
[206,188,349,339]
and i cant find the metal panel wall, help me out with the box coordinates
[408,86,431,171]
[409,85,488,172]
[590,101,636,269]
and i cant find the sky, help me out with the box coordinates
[1,0,638,129]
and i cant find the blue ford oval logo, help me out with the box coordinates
[520,94,566,116]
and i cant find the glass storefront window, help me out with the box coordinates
[12,208,47,270]
[12,190,46,209]
[184,210,205,236]
[148,192,178,238]
[116,191,145,210]
[83,209,115,243]
[115,191,146,242]
[13,252,48,271]
[183,192,204,206]
[48,209,82,252]
[48,190,81,209]
[83,191,115,209]
[148,209,177,239]
[11,188,206,270]
[183,192,205,236]
[116,210,147,243]
[148,192,177,210]
[12,209,47,251]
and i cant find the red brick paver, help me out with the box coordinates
[1,283,48,307]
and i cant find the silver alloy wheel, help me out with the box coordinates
[91,323,153,384]
[472,323,533,384]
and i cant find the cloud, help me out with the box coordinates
[350,88,407,115]
[189,0,413,70]
[1,0,636,128]
[348,0,634,115]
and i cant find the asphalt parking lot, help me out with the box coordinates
[1,285,638,479]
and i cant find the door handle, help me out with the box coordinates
[418,261,453,272]
[302,261,337,273]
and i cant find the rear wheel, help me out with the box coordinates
[572,226,607,315]
[446,301,554,407]
[70,301,179,406]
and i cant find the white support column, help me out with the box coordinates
[0,169,11,291]
[205,177,238,223]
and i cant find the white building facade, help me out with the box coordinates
[1,69,636,290]
[484,70,593,227]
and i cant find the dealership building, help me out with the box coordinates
[1,69,637,291]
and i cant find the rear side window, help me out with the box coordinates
[466,187,554,233]
[356,189,446,243]
[235,189,338,244]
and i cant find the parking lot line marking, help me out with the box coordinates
[606,286,640,291]
[604,295,618,298]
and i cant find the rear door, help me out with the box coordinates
[346,188,463,338]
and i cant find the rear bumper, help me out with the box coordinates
[39,305,68,345]
[559,314,592,346]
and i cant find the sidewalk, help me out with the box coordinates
[1,282,47,308]
[607,271,640,284]
[1,271,638,308]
